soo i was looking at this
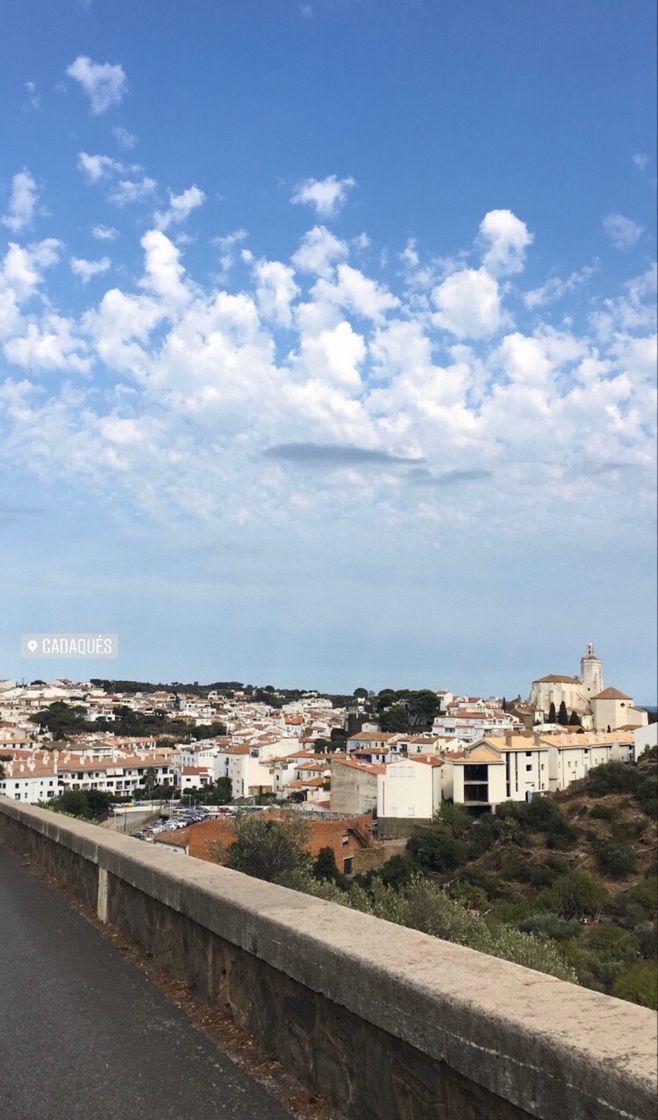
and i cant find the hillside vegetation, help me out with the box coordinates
[217,753,657,1010]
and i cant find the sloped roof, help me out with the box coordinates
[591,687,632,700]
[533,674,580,684]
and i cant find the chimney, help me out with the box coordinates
[505,730,514,747]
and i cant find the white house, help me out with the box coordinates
[377,755,445,821]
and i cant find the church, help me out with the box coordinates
[529,644,648,732]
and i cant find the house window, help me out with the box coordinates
[343,857,353,875]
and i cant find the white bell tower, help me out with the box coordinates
[580,643,604,696]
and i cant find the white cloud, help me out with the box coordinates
[479,209,533,276]
[2,170,39,233]
[113,125,137,150]
[66,55,127,115]
[77,151,122,183]
[154,185,206,231]
[4,315,89,373]
[139,229,190,305]
[0,208,654,560]
[523,264,596,309]
[92,225,119,241]
[291,174,356,219]
[313,264,400,323]
[70,256,112,283]
[432,268,502,338]
[109,177,157,206]
[213,229,249,277]
[631,153,649,172]
[292,320,366,389]
[24,81,40,111]
[602,213,643,250]
[254,260,299,327]
[291,225,348,277]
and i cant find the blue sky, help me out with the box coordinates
[1,0,656,699]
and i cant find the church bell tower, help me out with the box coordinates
[581,643,604,696]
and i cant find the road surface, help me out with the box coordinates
[0,841,292,1120]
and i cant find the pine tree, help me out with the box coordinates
[548,701,557,724]
[569,710,582,727]
[558,700,569,726]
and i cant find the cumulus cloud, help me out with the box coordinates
[291,225,348,277]
[0,208,654,557]
[109,177,157,206]
[213,229,248,277]
[112,125,137,150]
[154,185,206,231]
[432,268,502,338]
[602,213,643,250]
[2,170,39,233]
[77,152,123,183]
[92,225,119,241]
[479,209,533,276]
[70,256,112,283]
[291,174,356,218]
[66,56,127,115]
[254,260,299,327]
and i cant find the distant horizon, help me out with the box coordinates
[4,671,657,710]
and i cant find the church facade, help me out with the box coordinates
[529,644,648,731]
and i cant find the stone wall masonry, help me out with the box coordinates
[1,797,656,1120]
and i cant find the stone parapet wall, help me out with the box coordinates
[1,797,655,1120]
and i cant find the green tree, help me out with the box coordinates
[56,789,94,819]
[543,871,606,920]
[612,963,658,1010]
[224,813,310,882]
[597,840,636,879]
[143,767,158,798]
[407,829,467,873]
[557,700,569,726]
[586,923,639,964]
[548,702,557,724]
[380,705,409,733]
[314,846,345,886]
[569,710,582,726]
[353,687,369,700]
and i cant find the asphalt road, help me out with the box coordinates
[0,842,292,1120]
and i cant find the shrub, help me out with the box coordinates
[459,867,501,898]
[543,871,606,920]
[590,804,617,821]
[597,841,636,879]
[612,963,658,1009]
[223,812,310,882]
[407,829,467,873]
[635,775,658,818]
[587,761,640,797]
[448,882,488,910]
[518,914,582,941]
[586,923,639,964]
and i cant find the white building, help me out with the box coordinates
[530,644,647,731]
[590,688,648,732]
[377,755,446,821]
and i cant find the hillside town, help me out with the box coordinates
[0,644,654,875]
